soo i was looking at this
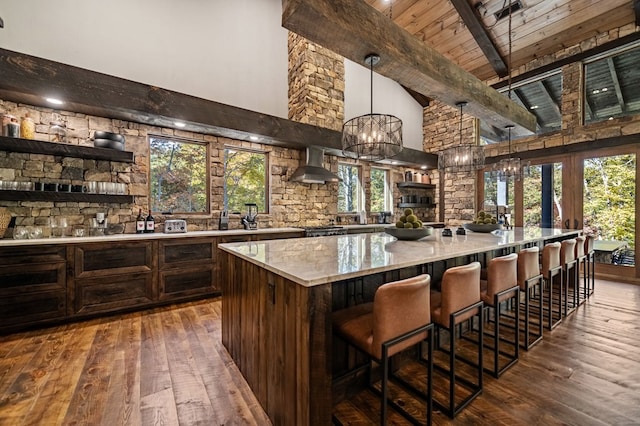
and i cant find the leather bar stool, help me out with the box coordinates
[584,235,596,297]
[560,239,578,317]
[430,262,483,418]
[541,242,563,330]
[333,274,433,425]
[574,235,587,305]
[480,253,519,377]
[517,247,544,350]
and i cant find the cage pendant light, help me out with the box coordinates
[492,1,529,182]
[342,54,403,161]
[438,102,485,172]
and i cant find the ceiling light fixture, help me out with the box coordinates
[438,101,485,173]
[45,97,64,105]
[341,54,403,161]
[174,122,186,128]
[249,135,259,141]
[492,1,529,182]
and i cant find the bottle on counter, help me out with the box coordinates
[20,113,35,140]
[144,211,155,233]
[136,209,145,234]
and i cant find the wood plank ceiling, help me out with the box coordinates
[365,0,636,83]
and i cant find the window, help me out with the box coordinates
[370,167,392,212]
[584,46,640,124]
[337,163,362,213]
[481,71,562,144]
[149,136,208,214]
[224,147,267,213]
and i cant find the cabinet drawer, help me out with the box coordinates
[159,265,217,300]
[159,238,215,269]
[0,290,66,327]
[74,272,154,315]
[74,241,154,278]
[0,245,66,266]
[0,262,66,297]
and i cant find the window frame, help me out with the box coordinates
[148,134,210,215]
[370,166,393,213]
[337,162,363,214]
[223,145,270,214]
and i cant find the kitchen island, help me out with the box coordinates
[218,227,580,425]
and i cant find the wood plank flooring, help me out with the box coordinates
[0,279,638,425]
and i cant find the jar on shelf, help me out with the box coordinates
[404,170,412,182]
[49,120,67,143]
[6,117,20,138]
[20,113,35,139]
[2,114,15,136]
[422,173,431,184]
[413,171,420,182]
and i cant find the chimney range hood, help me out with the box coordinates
[290,146,341,184]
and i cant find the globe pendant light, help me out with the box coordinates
[438,101,485,173]
[342,54,403,161]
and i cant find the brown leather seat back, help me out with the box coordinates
[542,242,561,273]
[585,234,595,254]
[438,262,481,328]
[372,274,431,358]
[517,247,540,289]
[486,253,518,299]
[561,239,577,264]
[575,235,586,258]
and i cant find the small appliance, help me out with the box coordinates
[164,219,187,233]
[241,203,258,230]
[219,210,229,230]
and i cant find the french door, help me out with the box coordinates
[481,144,639,281]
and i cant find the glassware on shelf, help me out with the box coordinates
[20,113,35,139]
[49,120,68,143]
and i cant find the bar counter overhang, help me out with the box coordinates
[218,228,580,425]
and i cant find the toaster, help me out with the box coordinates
[164,219,187,233]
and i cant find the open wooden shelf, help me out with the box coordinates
[396,182,435,189]
[0,190,134,204]
[0,135,135,163]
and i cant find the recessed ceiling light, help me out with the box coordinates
[592,89,600,94]
[45,97,64,105]
[530,105,539,110]
[174,122,186,128]
[608,116,614,120]
[420,165,427,169]
[391,161,398,165]
[249,136,259,141]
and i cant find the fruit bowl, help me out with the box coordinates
[384,226,434,240]
[462,223,503,233]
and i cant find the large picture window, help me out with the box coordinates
[149,136,208,214]
[224,148,268,213]
[338,164,362,213]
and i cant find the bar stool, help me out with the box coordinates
[541,242,563,330]
[584,235,596,297]
[517,246,543,350]
[574,235,587,305]
[480,253,519,377]
[332,274,433,425]
[430,262,483,418]
[560,239,578,317]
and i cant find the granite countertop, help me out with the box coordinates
[218,227,579,287]
[0,227,305,247]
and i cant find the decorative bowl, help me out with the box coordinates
[463,223,503,233]
[384,226,434,241]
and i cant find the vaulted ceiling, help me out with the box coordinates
[365,0,637,83]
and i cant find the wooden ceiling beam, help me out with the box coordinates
[635,0,640,26]
[282,0,537,133]
[449,0,508,77]
[0,48,437,169]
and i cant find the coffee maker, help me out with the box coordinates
[241,203,258,230]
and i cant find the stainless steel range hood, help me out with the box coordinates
[290,146,341,184]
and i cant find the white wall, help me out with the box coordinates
[0,0,289,117]
[344,59,424,151]
[0,1,426,145]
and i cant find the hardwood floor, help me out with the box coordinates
[0,279,639,425]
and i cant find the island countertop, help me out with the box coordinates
[218,227,580,287]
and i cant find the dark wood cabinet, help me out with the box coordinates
[0,245,67,329]
[158,238,217,300]
[71,241,156,315]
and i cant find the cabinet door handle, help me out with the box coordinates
[574,219,579,229]
[564,219,570,229]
